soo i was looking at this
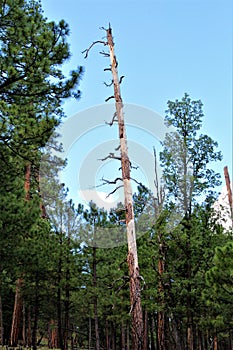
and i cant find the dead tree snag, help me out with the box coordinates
[83,25,144,349]
[105,26,144,349]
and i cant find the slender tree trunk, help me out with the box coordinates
[148,313,156,350]
[111,322,116,350]
[88,317,92,350]
[48,320,58,349]
[0,294,3,346]
[126,323,130,350]
[213,332,218,350]
[10,277,23,346]
[27,307,32,348]
[105,319,109,350]
[32,274,39,350]
[10,164,31,347]
[57,264,63,350]
[22,302,26,346]
[143,309,148,350]
[93,244,100,350]
[153,148,166,350]
[121,321,126,350]
[186,231,193,350]
[64,222,71,350]
[63,280,70,350]
[157,236,166,350]
[106,25,144,350]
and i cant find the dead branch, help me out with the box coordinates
[99,152,121,161]
[138,275,146,291]
[131,178,143,186]
[108,275,129,293]
[105,95,115,102]
[119,75,125,84]
[101,177,123,185]
[105,112,118,126]
[82,40,107,58]
[103,80,113,87]
[99,50,110,57]
[106,185,124,198]
[104,67,112,72]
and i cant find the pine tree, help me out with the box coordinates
[0,0,83,346]
[159,93,223,350]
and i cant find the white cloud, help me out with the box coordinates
[78,189,124,211]
[213,185,233,231]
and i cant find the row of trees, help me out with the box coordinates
[0,1,232,350]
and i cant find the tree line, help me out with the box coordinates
[0,1,232,350]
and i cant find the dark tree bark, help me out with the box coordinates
[0,294,3,346]
[93,244,100,350]
[27,307,32,348]
[148,313,156,350]
[64,219,71,350]
[57,242,64,350]
[32,274,39,350]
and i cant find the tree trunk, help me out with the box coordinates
[10,164,31,347]
[213,332,218,350]
[121,321,126,350]
[10,277,23,346]
[105,319,109,350]
[32,273,40,350]
[57,275,63,350]
[126,323,130,350]
[64,223,71,350]
[0,294,3,346]
[111,322,116,350]
[106,25,144,350]
[93,243,100,350]
[224,166,233,227]
[149,313,156,350]
[48,320,58,349]
[27,307,32,348]
[157,237,166,350]
[186,232,193,350]
[143,309,148,350]
[22,302,26,346]
[88,317,92,350]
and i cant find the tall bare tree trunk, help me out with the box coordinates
[224,166,233,227]
[106,26,144,350]
[154,148,166,350]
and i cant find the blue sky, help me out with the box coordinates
[41,0,232,207]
